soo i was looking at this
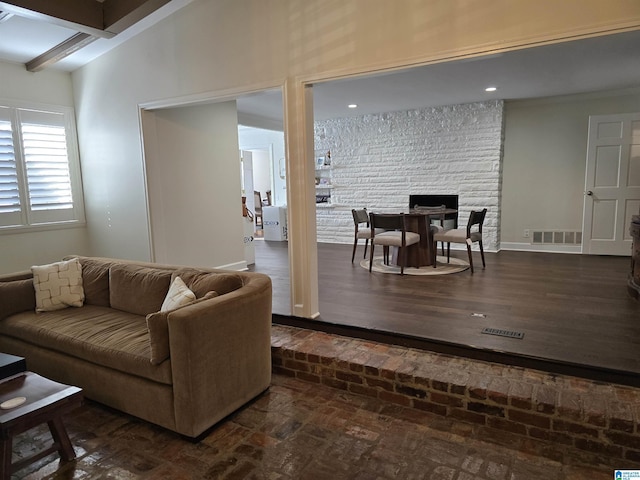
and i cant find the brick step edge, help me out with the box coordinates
[271,325,640,467]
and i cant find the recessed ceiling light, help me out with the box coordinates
[348,104,358,108]
[485,86,497,92]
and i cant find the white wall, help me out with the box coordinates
[502,88,640,247]
[0,61,74,105]
[250,150,272,201]
[0,61,90,274]
[314,101,503,251]
[238,126,286,206]
[143,101,245,269]
[71,0,291,263]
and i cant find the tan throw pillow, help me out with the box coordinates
[31,258,84,312]
[161,276,195,312]
[171,269,244,298]
[147,291,219,364]
[0,279,36,320]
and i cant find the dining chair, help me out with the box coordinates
[253,191,263,228]
[432,208,487,273]
[410,195,459,256]
[369,213,421,275]
[351,208,373,263]
[409,194,459,230]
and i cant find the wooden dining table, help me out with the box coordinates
[396,208,458,268]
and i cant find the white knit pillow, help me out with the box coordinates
[161,276,196,312]
[31,258,84,312]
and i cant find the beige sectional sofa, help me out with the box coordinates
[0,256,272,438]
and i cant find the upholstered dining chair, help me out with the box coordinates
[253,191,263,228]
[432,208,487,273]
[369,213,421,275]
[351,208,374,263]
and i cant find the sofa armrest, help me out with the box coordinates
[166,272,272,437]
[0,270,33,282]
[0,272,36,320]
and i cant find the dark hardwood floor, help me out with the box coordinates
[248,239,640,386]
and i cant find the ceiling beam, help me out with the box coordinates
[103,0,171,35]
[0,0,170,37]
[0,0,112,38]
[0,11,14,23]
[3,0,170,71]
[26,32,97,72]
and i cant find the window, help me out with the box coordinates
[0,102,84,231]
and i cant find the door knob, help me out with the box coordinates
[586,191,593,196]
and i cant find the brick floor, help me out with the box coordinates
[13,375,615,479]
[8,325,638,478]
[272,324,640,470]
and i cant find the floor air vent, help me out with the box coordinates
[481,327,524,339]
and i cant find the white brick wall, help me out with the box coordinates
[314,100,503,251]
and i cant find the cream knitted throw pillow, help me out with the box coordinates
[31,258,84,312]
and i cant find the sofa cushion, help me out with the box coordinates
[109,265,171,316]
[0,306,172,385]
[32,258,84,312]
[77,258,113,307]
[147,291,219,365]
[0,279,36,320]
[161,276,195,312]
[172,269,243,298]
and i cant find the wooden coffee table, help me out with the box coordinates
[0,372,83,479]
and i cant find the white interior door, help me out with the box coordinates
[241,150,255,215]
[583,113,640,255]
[240,150,256,265]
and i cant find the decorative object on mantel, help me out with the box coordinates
[629,213,640,300]
[324,150,331,166]
[315,150,333,205]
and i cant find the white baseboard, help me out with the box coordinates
[499,242,582,254]
[320,240,582,254]
[216,260,249,271]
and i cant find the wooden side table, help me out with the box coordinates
[0,372,83,479]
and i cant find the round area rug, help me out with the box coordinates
[360,256,469,275]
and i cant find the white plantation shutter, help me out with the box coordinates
[0,106,24,227]
[0,119,20,214]
[0,102,84,230]
[22,123,73,211]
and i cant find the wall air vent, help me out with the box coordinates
[532,231,581,245]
